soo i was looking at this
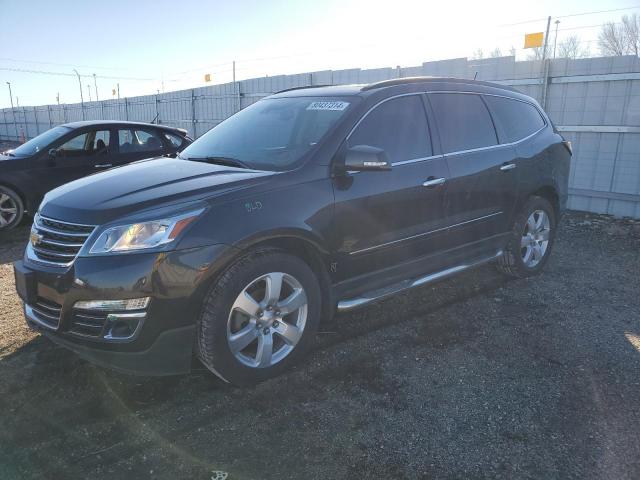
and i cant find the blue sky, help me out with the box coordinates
[0,0,637,107]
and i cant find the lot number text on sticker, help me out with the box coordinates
[306,101,350,111]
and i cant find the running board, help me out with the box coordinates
[336,250,503,313]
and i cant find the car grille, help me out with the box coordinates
[30,214,96,267]
[69,310,108,338]
[29,297,62,329]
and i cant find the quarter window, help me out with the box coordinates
[429,93,498,153]
[483,95,545,143]
[348,95,432,162]
[164,132,185,149]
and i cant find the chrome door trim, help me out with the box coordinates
[500,163,517,171]
[348,211,503,256]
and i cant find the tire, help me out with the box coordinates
[496,196,557,278]
[196,249,322,386]
[0,186,24,231]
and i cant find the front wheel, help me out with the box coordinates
[496,196,557,278]
[196,249,321,385]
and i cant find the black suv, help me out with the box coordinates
[0,121,192,230]
[13,78,571,385]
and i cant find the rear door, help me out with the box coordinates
[31,127,113,198]
[428,92,519,253]
[114,127,167,165]
[331,94,450,282]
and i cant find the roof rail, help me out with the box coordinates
[361,76,517,92]
[275,84,333,94]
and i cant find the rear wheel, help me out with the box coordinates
[196,249,321,385]
[496,196,556,278]
[0,186,24,231]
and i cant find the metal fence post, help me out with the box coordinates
[22,107,29,140]
[34,107,40,135]
[124,98,129,120]
[191,89,196,138]
[47,104,53,128]
[62,104,67,123]
[155,94,160,124]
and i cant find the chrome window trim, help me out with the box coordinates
[344,90,548,169]
[349,211,503,255]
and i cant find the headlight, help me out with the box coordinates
[88,209,203,254]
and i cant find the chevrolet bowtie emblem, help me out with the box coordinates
[30,231,43,247]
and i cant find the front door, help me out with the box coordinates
[331,94,450,283]
[31,128,113,202]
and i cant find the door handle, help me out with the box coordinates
[500,163,516,171]
[94,163,113,169]
[422,177,446,188]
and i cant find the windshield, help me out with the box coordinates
[179,97,354,171]
[10,126,72,156]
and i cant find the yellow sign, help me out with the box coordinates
[204,73,211,82]
[524,32,544,49]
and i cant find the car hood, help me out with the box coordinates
[40,157,274,225]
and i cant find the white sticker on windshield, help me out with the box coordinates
[306,101,350,111]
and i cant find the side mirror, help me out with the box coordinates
[48,148,58,158]
[342,145,391,172]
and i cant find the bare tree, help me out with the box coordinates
[622,13,640,56]
[489,47,502,58]
[527,46,544,61]
[557,35,591,59]
[509,46,517,57]
[471,48,484,60]
[598,14,640,56]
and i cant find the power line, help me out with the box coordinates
[0,66,176,83]
[0,57,130,72]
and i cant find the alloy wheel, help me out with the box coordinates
[521,209,550,268]
[0,193,18,228]
[227,272,308,368]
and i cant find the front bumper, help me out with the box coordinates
[14,243,235,375]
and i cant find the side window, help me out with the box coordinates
[348,95,432,162]
[118,129,164,153]
[483,96,545,143]
[429,93,497,153]
[163,132,185,149]
[58,130,110,157]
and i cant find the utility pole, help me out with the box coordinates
[6,82,19,140]
[72,69,85,120]
[553,19,560,58]
[540,16,552,110]
[117,83,120,100]
[87,84,92,102]
[93,73,99,101]
[56,92,60,105]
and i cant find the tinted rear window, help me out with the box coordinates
[484,95,546,143]
[348,95,432,162]
[429,93,497,153]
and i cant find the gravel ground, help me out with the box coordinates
[0,212,639,480]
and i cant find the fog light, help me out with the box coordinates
[74,297,150,311]
[104,314,144,341]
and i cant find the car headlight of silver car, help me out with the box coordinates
[88,209,204,254]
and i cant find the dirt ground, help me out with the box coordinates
[1,212,639,480]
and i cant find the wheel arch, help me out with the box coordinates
[530,185,560,218]
[199,231,336,325]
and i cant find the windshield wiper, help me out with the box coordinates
[184,156,250,169]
